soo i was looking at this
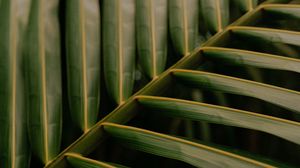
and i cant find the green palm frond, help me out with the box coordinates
[201,0,229,33]
[103,0,136,105]
[0,0,31,167]
[137,96,300,145]
[2,0,300,167]
[169,0,199,56]
[103,122,274,168]
[136,0,168,79]
[66,0,101,132]
[26,0,62,163]
[66,153,128,168]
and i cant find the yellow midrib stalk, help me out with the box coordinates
[149,0,157,78]
[65,153,115,168]
[216,0,222,32]
[39,1,49,163]
[136,95,300,127]
[182,0,189,56]
[248,0,253,11]
[10,1,17,167]
[79,0,88,132]
[118,0,124,104]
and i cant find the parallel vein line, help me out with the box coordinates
[10,1,17,166]
[149,0,157,78]
[39,1,49,163]
[118,0,123,104]
[79,0,88,132]
[216,0,222,32]
[182,0,189,56]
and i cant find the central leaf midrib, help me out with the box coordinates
[79,0,88,132]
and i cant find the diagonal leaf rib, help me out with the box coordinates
[79,0,88,132]
[65,153,123,168]
[230,26,300,47]
[172,69,300,113]
[103,122,274,168]
[136,95,300,145]
[201,47,300,73]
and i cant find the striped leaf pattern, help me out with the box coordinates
[201,0,230,33]
[231,26,300,47]
[137,96,300,145]
[103,0,136,105]
[66,153,127,168]
[66,0,101,132]
[0,0,31,167]
[202,47,300,73]
[45,2,300,168]
[103,122,274,168]
[169,0,199,56]
[25,0,62,164]
[136,0,168,79]
[173,69,300,113]
[233,0,258,12]
[2,1,300,168]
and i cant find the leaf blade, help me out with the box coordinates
[103,122,274,168]
[26,0,62,163]
[169,0,199,55]
[172,69,300,113]
[231,26,300,47]
[202,47,300,73]
[201,0,229,33]
[66,0,101,132]
[66,153,127,168]
[0,0,31,167]
[137,95,300,145]
[103,0,136,104]
[136,0,168,78]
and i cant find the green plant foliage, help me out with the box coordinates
[169,0,199,56]
[66,153,128,168]
[25,0,62,164]
[201,0,229,33]
[202,47,300,73]
[66,0,101,132]
[136,0,168,79]
[103,0,136,105]
[233,0,258,12]
[137,96,300,145]
[0,0,31,167]
[2,1,300,167]
[231,26,300,47]
[173,69,300,113]
[103,122,274,168]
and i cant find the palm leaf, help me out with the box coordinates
[137,95,300,145]
[66,0,101,132]
[264,5,300,19]
[172,69,300,113]
[201,0,229,33]
[233,0,258,12]
[0,0,31,167]
[231,26,300,47]
[102,122,274,168]
[169,0,199,56]
[25,0,62,164]
[66,153,128,168]
[103,0,136,104]
[136,0,168,79]
[202,47,300,73]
